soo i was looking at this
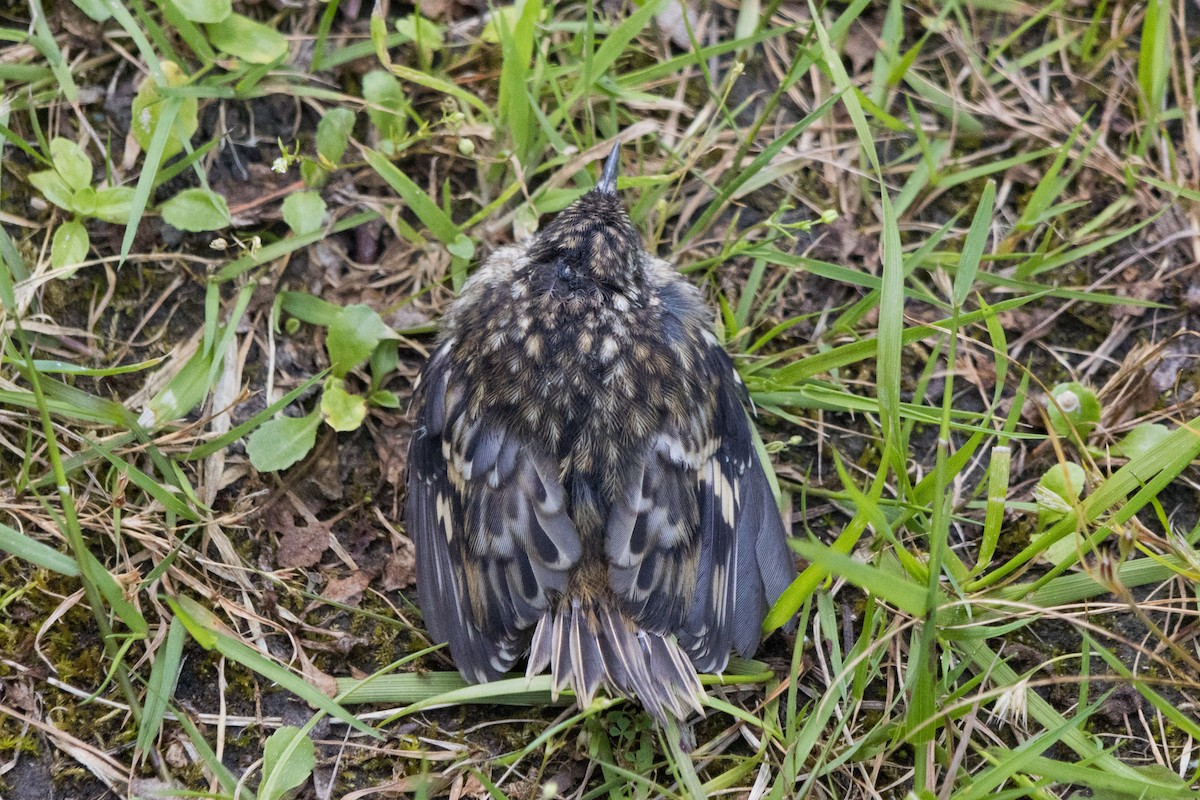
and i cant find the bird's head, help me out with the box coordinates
[526,146,645,292]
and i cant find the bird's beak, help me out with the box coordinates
[597,143,620,195]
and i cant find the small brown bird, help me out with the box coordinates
[406,144,796,725]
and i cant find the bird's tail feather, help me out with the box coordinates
[527,601,704,724]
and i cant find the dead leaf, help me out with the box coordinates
[298,648,339,698]
[842,20,880,73]
[275,511,333,568]
[374,423,411,491]
[382,545,416,591]
[417,0,450,18]
[323,570,372,606]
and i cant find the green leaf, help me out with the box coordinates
[130,61,199,161]
[28,169,75,210]
[186,372,325,461]
[369,389,400,409]
[80,547,149,636]
[447,233,475,260]
[1036,462,1086,512]
[51,220,89,272]
[0,521,80,576]
[495,0,541,159]
[136,617,185,763]
[169,597,379,743]
[49,137,92,191]
[72,0,112,21]
[362,70,408,152]
[259,727,316,800]
[362,148,460,245]
[206,13,288,64]
[791,539,930,616]
[279,291,342,327]
[326,304,398,377]
[320,379,367,432]
[139,345,216,430]
[122,94,182,264]
[394,13,443,64]
[1046,382,1100,439]
[166,596,217,648]
[316,107,355,166]
[245,412,321,472]
[160,188,231,232]
[68,186,98,216]
[1110,423,1171,460]
[90,186,135,224]
[1137,0,1170,125]
[281,191,327,235]
[169,0,230,24]
[953,179,995,306]
[168,595,381,739]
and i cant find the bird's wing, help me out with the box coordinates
[406,342,582,682]
[606,341,797,673]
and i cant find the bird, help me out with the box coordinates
[405,143,797,728]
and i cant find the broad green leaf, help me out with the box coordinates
[1046,382,1100,439]
[185,371,324,462]
[320,379,367,432]
[49,137,92,191]
[170,0,230,24]
[278,291,342,327]
[28,169,75,210]
[447,233,475,260]
[90,186,135,224]
[206,13,288,64]
[362,70,408,153]
[259,727,316,800]
[369,389,400,409]
[131,61,199,160]
[281,191,327,235]
[1036,462,1086,513]
[51,220,89,272]
[326,304,398,377]
[306,108,356,186]
[394,13,443,63]
[160,188,231,232]
[1110,423,1171,459]
[316,107,355,166]
[0,521,80,576]
[245,412,321,472]
[68,186,98,216]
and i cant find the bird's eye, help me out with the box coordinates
[555,259,572,281]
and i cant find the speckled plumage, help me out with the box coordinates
[405,146,797,726]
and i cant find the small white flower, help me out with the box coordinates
[271,156,289,174]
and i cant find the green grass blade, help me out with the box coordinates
[0,520,80,576]
[136,616,186,763]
